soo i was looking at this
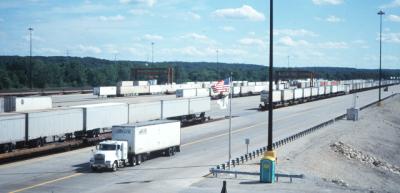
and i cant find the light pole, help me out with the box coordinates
[260,0,276,183]
[378,10,384,104]
[216,49,219,78]
[267,0,274,154]
[28,27,33,89]
[151,42,154,64]
[287,55,290,69]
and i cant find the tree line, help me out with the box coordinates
[0,56,399,90]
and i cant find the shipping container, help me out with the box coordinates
[196,88,209,97]
[161,99,189,118]
[303,88,311,98]
[240,86,256,95]
[176,89,196,98]
[93,86,117,97]
[311,87,319,97]
[135,85,150,94]
[0,113,25,144]
[318,87,325,95]
[73,103,128,131]
[117,81,133,87]
[331,85,338,93]
[189,97,211,114]
[294,88,304,100]
[133,81,148,86]
[25,108,83,140]
[260,90,281,103]
[128,101,161,123]
[112,120,180,154]
[282,89,294,101]
[149,85,162,94]
[148,79,157,85]
[4,96,52,112]
[117,86,137,96]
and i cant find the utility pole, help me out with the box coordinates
[378,10,385,104]
[28,27,34,89]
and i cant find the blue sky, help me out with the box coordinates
[0,0,399,69]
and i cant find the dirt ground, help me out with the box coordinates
[187,95,400,193]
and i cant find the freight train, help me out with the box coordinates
[0,97,210,153]
[259,80,398,110]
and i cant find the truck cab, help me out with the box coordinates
[89,140,128,171]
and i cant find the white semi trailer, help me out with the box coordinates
[90,120,180,171]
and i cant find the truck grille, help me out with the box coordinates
[94,154,105,164]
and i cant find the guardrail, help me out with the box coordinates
[210,93,399,175]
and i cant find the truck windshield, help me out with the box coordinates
[99,144,116,150]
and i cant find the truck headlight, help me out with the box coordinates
[105,161,111,165]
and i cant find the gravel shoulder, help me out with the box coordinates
[185,95,400,193]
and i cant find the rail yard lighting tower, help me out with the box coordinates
[260,0,276,183]
[151,42,154,64]
[377,10,385,105]
[28,27,34,89]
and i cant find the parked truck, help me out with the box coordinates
[89,120,181,171]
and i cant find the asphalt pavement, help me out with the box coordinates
[1,85,399,193]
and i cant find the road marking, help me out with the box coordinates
[9,173,82,193]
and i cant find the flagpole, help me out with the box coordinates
[228,72,233,168]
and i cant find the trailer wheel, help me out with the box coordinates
[167,147,174,157]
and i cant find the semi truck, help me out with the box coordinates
[89,120,181,171]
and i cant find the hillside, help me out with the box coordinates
[0,56,399,90]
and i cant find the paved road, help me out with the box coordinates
[1,85,399,193]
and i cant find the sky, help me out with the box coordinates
[0,0,399,69]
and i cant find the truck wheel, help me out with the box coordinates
[136,155,142,165]
[112,162,117,172]
[91,166,97,172]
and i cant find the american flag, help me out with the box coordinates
[212,78,231,93]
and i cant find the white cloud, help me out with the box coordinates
[278,36,310,47]
[213,5,265,21]
[37,48,61,55]
[319,41,348,49]
[187,12,201,20]
[221,26,235,32]
[238,37,266,47]
[167,46,246,58]
[120,0,156,7]
[312,0,343,5]
[99,14,125,21]
[381,33,400,43]
[23,35,44,42]
[181,33,208,41]
[129,9,151,16]
[143,34,163,41]
[388,14,400,22]
[325,15,343,23]
[103,44,119,54]
[77,45,101,54]
[275,29,317,37]
[380,0,400,8]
